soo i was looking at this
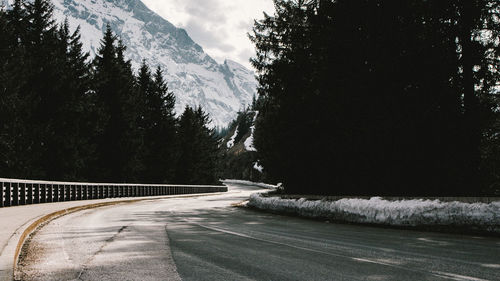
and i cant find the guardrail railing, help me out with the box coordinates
[0,178,227,208]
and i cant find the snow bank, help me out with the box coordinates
[222,179,277,189]
[248,194,500,232]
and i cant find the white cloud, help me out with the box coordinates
[141,0,275,69]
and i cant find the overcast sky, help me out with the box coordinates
[141,0,275,70]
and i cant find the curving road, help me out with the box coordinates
[16,183,500,281]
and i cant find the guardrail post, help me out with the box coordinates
[19,183,26,205]
[59,184,66,202]
[70,185,73,201]
[27,183,33,204]
[83,185,88,200]
[12,182,19,206]
[79,185,84,200]
[39,184,45,203]
[5,182,11,207]
[34,184,39,204]
[48,184,54,203]
[0,182,4,208]
[60,184,65,202]
[75,185,80,200]
[57,184,62,202]
[61,184,65,201]
[98,185,102,199]
[59,184,64,202]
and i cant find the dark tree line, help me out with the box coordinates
[251,0,500,196]
[0,0,220,184]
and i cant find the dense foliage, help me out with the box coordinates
[251,0,500,195]
[0,0,220,184]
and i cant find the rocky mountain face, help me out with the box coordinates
[7,0,258,127]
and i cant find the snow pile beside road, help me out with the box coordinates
[222,179,278,189]
[248,194,500,232]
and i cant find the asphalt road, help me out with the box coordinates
[16,184,500,281]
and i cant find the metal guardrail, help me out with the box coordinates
[0,178,227,208]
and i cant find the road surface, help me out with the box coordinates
[16,183,500,281]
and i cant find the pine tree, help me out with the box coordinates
[92,25,144,182]
[17,0,58,179]
[139,65,178,183]
[175,106,219,184]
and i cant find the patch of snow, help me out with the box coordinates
[248,194,500,232]
[253,162,263,173]
[244,111,259,151]
[226,126,238,148]
[221,179,277,190]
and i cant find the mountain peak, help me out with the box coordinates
[47,0,257,127]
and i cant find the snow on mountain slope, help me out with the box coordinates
[5,0,257,127]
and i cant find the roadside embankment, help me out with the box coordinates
[247,193,500,234]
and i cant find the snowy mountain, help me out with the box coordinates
[3,0,258,127]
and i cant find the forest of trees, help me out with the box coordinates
[251,0,500,196]
[0,0,220,184]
